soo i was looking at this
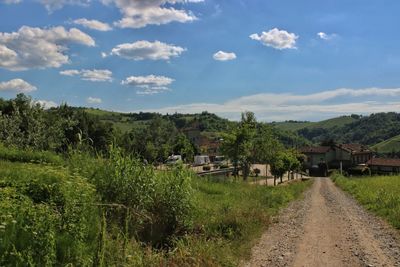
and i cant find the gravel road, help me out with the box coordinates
[243,177,400,267]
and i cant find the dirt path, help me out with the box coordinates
[244,177,400,267]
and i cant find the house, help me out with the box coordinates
[366,158,400,174]
[300,144,373,175]
[182,126,222,161]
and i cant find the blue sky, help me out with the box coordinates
[1,0,400,121]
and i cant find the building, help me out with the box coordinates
[366,158,400,174]
[300,144,373,175]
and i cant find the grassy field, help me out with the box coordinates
[273,115,358,132]
[0,147,312,266]
[333,174,400,229]
[371,134,400,153]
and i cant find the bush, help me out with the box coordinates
[0,143,63,165]
[0,161,99,266]
[76,146,194,247]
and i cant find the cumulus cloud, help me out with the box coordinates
[121,75,174,95]
[73,18,112,31]
[133,87,400,121]
[35,100,58,109]
[0,26,95,71]
[60,69,113,82]
[101,0,202,29]
[87,96,102,104]
[213,51,236,61]
[0,78,37,92]
[250,28,298,50]
[40,0,91,12]
[110,40,185,61]
[317,32,337,40]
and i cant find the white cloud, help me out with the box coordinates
[87,96,102,104]
[101,52,108,58]
[133,87,400,121]
[2,0,21,4]
[60,69,113,82]
[101,0,202,29]
[40,0,91,12]
[250,28,298,50]
[213,51,236,61]
[110,40,185,61]
[73,18,112,31]
[35,100,58,109]
[0,78,37,92]
[317,32,337,40]
[121,75,174,95]
[0,26,95,71]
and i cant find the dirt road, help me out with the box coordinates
[244,177,400,267]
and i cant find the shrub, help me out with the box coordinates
[0,161,99,266]
[0,143,63,165]
[78,146,194,247]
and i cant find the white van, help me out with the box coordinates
[166,155,182,165]
[194,155,210,166]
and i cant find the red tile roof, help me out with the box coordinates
[336,143,370,153]
[367,158,400,167]
[300,146,331,154]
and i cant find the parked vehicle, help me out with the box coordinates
[194,155,210,165]
[165,155,182,165]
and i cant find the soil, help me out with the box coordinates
[243,177,400,267]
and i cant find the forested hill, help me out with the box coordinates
[81,107,309,147]
[82,107,236,133]
[275,113,400,148]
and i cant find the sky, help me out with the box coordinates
[1,0,400,121]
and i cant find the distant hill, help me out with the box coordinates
[80,108,310,148]
[371,134,400,153]
[273,115,359,132]
[294,113,400,146]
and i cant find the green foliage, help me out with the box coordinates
[372,134,400,154]
[0,143,63,165]
[333,174,400,229]
[0,161,99,266]
[298,112,400,145]
[221,112,257,180]
[190,178,312,265]
[70,147,194,247]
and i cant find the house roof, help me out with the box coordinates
[300,146,331,154]
[336,143,371,153]
[367,158,400,167]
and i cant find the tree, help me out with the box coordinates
[173,133,194,162]
[221,112,256,180]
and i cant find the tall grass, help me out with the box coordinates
[0,143,63,165]
[0,161,99,266]
[333,174,400,229]
[0,147,312,266]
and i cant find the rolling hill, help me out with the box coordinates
[371,134,400,153]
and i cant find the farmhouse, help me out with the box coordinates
[300,144,373,175]
[366,158,400,174]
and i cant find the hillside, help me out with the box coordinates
[273,115,359,132]
[297,113,400,146]
[371,134,400,153]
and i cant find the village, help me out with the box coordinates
[168,124,400,180]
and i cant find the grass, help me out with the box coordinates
[333,174,400,229]
[371,134,400,153]
[0,148,312,266]
[0,143,63,165]
[189,178,312,266]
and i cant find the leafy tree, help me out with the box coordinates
[221,112,257,180]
